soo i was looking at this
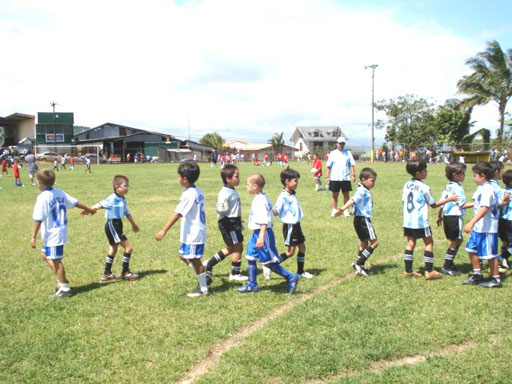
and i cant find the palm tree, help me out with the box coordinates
[268,132,285,153]
[457,40,512,145]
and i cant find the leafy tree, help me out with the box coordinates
[199,132,224,149]
[268,132,285,152]
[375,94,436,151]
[457,40,512,146]
[432,99,474,144]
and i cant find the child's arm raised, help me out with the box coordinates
[464,206,489,234]
[431,193,459,208]
[155,213,181,241]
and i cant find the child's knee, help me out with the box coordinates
[371,239,379,248]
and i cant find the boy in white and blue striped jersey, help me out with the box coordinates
[335,168,378,276]
[498,169,512,271]
[92,175,140,282]
[402,160,459,279]
[435,162,467,276]
[272,167,313,279]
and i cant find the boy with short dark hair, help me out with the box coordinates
[402,160,459,279]
[272,167,313,279]
[30,170,96,298]
[336,167,378,276]
[92,175,140,281]
[238,173,299,294]
[435,162,467,276]
[463,162,502,288]
[203,164,248,282]
[155,162,210,297]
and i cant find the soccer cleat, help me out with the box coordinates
[49,288,72,299]
[403,271,422,278]
[229,274,249,281]
[478,279,503,288]
[300,271,314,279]
[424,270,443,280]
[462,274,484,285]
[352,263,368,276]
[101,273,120,282]
[287,274,300,294]
[440,267,460,276]
[262,265,271,280]
[202,260,213,277]
[121,271,139,281]
[206,275,213,286]
[187,286,210,297]
[237,283,259,293]
[501,259,509,270]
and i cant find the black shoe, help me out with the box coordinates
[441,267,460,276]
[478,278,503,288]
[462,274,484,285]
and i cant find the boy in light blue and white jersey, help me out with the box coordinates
[272,168,312,279]
[489,160,507,269]
[498,169,512,270]
[463,162,503,288]
[155,162,209,297]
[238,173,300,294]
[435,162,467,276]
[336,168,379,276]
[402,160,459,280]
[30,170,95,298]
[92,175,140,282]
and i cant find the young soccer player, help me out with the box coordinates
[53,158,59,171]
[311,153,324,191]
[498,169,512,270]
[13,159,23,187]
[1,157,8,177]
[30,170,96,298]
[238,173,300,293]
[272,167,313,279]
[91,175,140,281]
[335,167,378,276]
[489,160,508,271]
[463,162,503,288]
[203,164,248,281]
[155,162,210,297]
[402,160,459,279]
[435,162,467,276]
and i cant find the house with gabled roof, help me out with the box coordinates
[290,126,347,157]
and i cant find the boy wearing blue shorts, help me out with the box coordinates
[463,162,503,288]
[238,173,300,294]
[30,170,96,298]
[155,162,210,297]
[435,162,467,276]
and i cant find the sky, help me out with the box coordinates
[1,0,512,146]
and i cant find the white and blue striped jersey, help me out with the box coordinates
[500,187,512,220]
[440,182,466,216]
[248,193,273,230]
[326,149,355,181]
[273,189,304,224]
[99,193,131,219]
[490,179,504,218]
[472,182,498,233]
[32,188,78,246]
[216,186,241,220]
[402,179,436,229]
[175,185,206,244]
[351,183,373,217]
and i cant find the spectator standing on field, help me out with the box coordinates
[25,151,38,185]
[60,154,67,170]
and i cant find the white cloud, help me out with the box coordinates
[0,0,508,145]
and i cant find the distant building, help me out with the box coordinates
[0,113,35,146]
[223,141,297,161]
[36,112,74,145]
[290,126,347,157]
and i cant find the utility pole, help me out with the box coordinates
[50,100,58,151]
[364,65,378,163]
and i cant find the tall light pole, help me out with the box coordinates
[50,101,58,151]
[364,64,378,163]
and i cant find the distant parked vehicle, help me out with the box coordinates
[80,153,107,164]
[36,152,61,162]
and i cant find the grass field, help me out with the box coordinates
[1,161,511,384]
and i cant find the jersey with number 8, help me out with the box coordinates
[402,179,436,229]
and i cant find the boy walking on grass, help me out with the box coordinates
[91,175,140,282]
[155,162,210,297]
[30,170,96,298]
[203,164,248,282]
[335,167,378,276]
[498,169,512,270]
[402,160,459,279]
[463,162,506,288]
[435,162,467,276]
[238,173,299,294]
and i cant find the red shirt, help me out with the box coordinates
[220,155,226,162]
[1,159,6,171]
[277,153,282,161]
[312,159,322,177]
[13,162,20,178]
[283,154,289,162]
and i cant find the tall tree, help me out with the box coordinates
[457,40,512,146]
[433,99,474,144]
[199,132,224,149]
[375,94,436,151]
[268,132,285,152]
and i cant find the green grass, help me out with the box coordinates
[1,161,511,383]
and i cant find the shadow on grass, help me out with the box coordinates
[72,269,167,295]
[366,263,396,276]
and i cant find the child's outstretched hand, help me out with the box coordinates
[449,194,460,203]
[334,208,344,217]
[155,230,166,241]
